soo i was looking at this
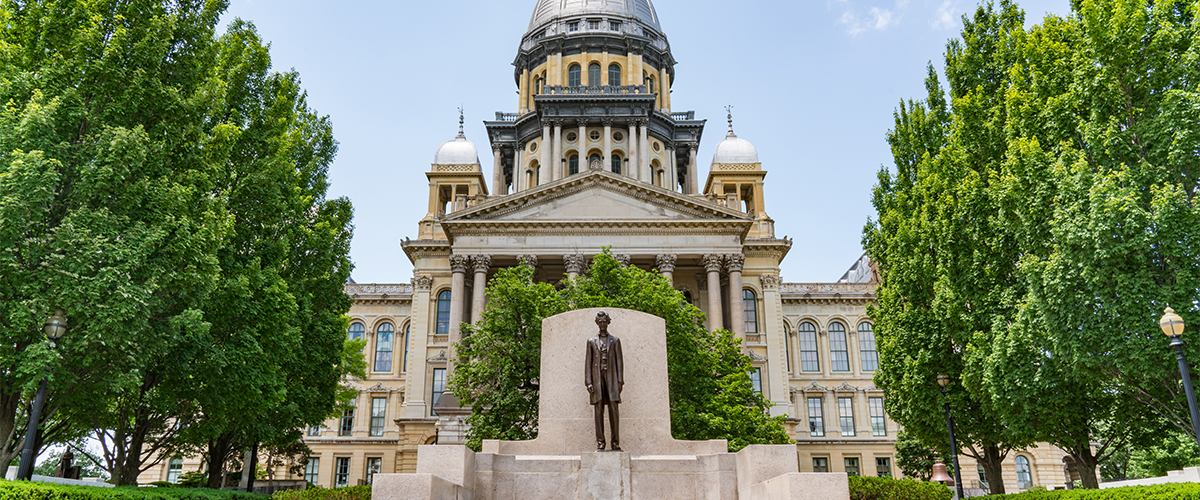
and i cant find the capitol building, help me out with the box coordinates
[142,0,1075,493]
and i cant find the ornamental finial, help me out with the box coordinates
[725,105,735,136]
[457,106,465,137]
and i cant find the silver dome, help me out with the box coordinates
[711,131,759,164]
[528,0,662,33]
[434,134,480,165]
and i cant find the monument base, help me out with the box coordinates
[373,445,849,500]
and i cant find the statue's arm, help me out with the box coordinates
[615,338,624,387]
[585,340,594,390]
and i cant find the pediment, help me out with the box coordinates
[445,170,750,223]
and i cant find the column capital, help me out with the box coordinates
[563,253,587,275]
[614,254,632,267]
[656,254,677,274]
[602,118,615,127]
[491,144,503,153]
[518,255,539,268]
[412,274,434,292]
[471,255,492,274]
[760,273,781,291]
[725,253,746,273]
[450,254,471,274]
[702,254,724,273]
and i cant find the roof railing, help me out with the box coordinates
[541,84,647,96]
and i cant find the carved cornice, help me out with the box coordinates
[655,254,677,274]
[450,255,471,274]
[345,283,414,295]
[427,350,448,363]
[725,253,745,273]
[747,350,767,362]
[412,274,434,292]
[702,254,724,273]
[759,274,781,291]
[442,219,752,237]
[471,255,492,274]
[834,382,859,393]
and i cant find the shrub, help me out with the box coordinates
[849,475,953,500]
[0,479,267,500]
[271,486,370,500]
[979,483,1200,499]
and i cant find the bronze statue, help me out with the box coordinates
[585,311,624,451]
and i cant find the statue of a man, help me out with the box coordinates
[585,311,624,451]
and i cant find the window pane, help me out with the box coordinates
[813,457,828,473]
[436,291,452,334]
[799,323,820,372]
[844,457,860,476]
[403,325,410,372]
[348,323,364,341]
[609,64,621,86]
[340,398,356,436]
[830,323,850,372]
[876,457,891,477]
[432,368,446,415]
[749,368,762,394]
[308,425,321,437]
[784,325,792,372]
[611,155,622,174]
[743,290,758,333]
[304,458,320,485]
[869,397,887,436]
[859,322,878,372]
[167,458,183,484]
[838,397,855,437]
[807,398,824,437]
[569,155,580,175]
[375,323,394,373]
[568,64,581,86]
[366,458,382,485]
[1016,456,1032,489]
[335,457,350,488]
[370,397,386,437]
[588,63,601,86]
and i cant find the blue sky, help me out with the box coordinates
[219,0,1071,284]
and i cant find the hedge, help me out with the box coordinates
[270,486,370,500]
[980,483,1200,499]
[849,476,953,500]
[0,480,267,500]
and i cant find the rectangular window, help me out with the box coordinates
[167,458,183,484]
[402,326,410,372]
[845,457,860,476]
[869,397,887,437]
[308,425,321,437]
[568,22,579,32]
[340,399,356,437]
[610,21,622,31]
[807,398,825,437]
[977,461,990,489]
[304,458,320,485]
[743,290,759,333]
[830,324,850,372]
[432,368,446,415]
[798,323,820,372]
[749,368,762,394]
[335,457,350,488]
[859,323,878,372]
[366,457,382,485]
[370,397,387,437]
[588,20,600,30]
[838,397,855,437]
[812,457,829,473]
[876,457,892,477]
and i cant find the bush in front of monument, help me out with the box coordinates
[974,483,1200,499]
[0,479,266,499]
[271,485,370,500]
[451,249,791,451]
[848,475,951,500]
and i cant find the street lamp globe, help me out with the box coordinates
[936,374,950,388]
[43,310,68,341]
[1162,307,1185,338]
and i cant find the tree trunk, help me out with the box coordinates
[980,445,1007,495]
[246,442,259,493]
[206,433,235,489]
[1071,449,1101,489]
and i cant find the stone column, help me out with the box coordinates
[628,124,639,180]
[703,254,724,332]
[727,254,746,340]
[470,255,490,324]
[447,255,469,381]
[639,119,651,182]
[603,120,613,172]
[552,121,563,182]
[688,146,699,194]
[760,273,791,417]
[492,145,504,196]
[510,147,520,194]
[564,253,586,280]
[578,122,587,171]
[667,146,678,192]
[655,254,677,282]
[404,274,434,417]
[541,122,551,185]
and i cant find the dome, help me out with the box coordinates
[528,0,662,33]
[711,132,759,164]
[434,133,480,165]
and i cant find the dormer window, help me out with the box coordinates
[588,19,600,30]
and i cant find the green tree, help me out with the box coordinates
[894,431,953,482]
[452,250,789,452]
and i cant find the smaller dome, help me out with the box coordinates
[711,131,759,164]
[434,133,480,165]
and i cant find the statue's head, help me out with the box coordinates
[596,311,611,328]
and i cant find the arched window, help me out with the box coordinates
[743,290,758,334]
[569,154,580,175]
[830,322,850,372]
[799,322,819,372]
[402,325,410,372]
[374,323,394,372]
[609,64,621,86]
[568,64,581,87]
[348,322,365,341]
[784,324,792,372]
[535,77,544,95]
[1015,456,1033,489]
[645,75,655,94]
[436,290,452,334]
[611,154,622,174]
[588,63,601,86]
[589,154,601,170]
[859,322,878,372]
[683,290,693,305]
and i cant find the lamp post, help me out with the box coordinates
[937,374,965,499]
[1160,307,1200,452]
[434,420,441,445]
[17,310,67,481]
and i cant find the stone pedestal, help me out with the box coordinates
[581,453,630,500]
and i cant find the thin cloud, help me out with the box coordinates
[834,0,908,36]
[932,0,959,30]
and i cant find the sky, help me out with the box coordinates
[217,0,1073,284]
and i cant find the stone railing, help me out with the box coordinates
[542,85,647,96]
[780,283,876,295]
[670,111,696,121]
[344,283,413,295]
[494,112,519,122]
